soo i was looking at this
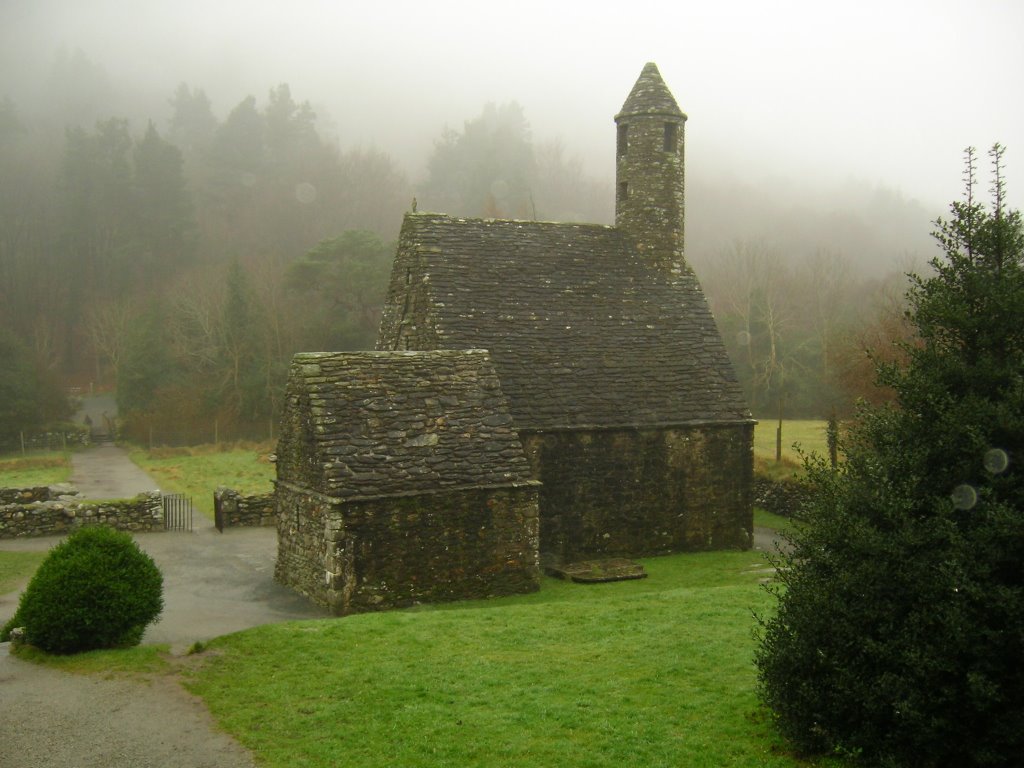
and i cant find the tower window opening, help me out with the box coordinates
[619,181,628,200]
[617,124,628,157]
[664,122,678,153]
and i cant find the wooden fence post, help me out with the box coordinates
[775,397,784,463]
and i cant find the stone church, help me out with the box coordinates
[376,62,754,562]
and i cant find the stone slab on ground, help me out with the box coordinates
[544,558,648,583]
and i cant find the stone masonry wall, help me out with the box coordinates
[753,475,814,519]
[214,487,276,528]
[276,483,331,607]
[276,482,540,615]
[0,486,57,504]
[0,487,164,539]
[520,422,753,561]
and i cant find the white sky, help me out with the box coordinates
[3,0,1023,210]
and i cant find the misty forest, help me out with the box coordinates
[1,49,934,445]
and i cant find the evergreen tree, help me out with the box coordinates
[0,328,70,437]
[219,259,264,420]
[117,304,175,417]
[285,230,392,350]
[57,118,133,369]
[131,121,193,280]
[756,145,1024,766]
[167,83,217,158]
[263,83,317,170]
[420,102,535,218]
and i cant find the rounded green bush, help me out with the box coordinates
[2,526,163,654]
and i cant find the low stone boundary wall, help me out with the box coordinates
[0,486,63,505]
[214,487,276,528]
[753,475,814,519]
[0,486,164,539]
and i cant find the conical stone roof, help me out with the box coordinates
[616,62,686,120]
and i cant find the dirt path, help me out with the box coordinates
[1,447,327,767]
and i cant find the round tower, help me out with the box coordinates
[614,62,687,265]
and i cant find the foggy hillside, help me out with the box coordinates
[5,45,939,271]
[1,0,1018,435]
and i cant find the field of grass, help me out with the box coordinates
[11,643,172,677]
[186,552,839,768]
[752,419,828,463]
[0,551,46,594]
[128,442,276,517]
[752,420,829,480]
[753,508,798,533]
[0,452,72,487]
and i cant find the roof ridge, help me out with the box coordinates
[406,211,617,231]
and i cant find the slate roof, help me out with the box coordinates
[277,350,536,499]
[616,62,686,120]
[378,214,751,431]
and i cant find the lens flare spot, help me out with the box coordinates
[295,182,317,204]
[983,448,1009,474]
[951,484,978,511]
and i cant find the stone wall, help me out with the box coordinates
[214,487,275,528]
[0,427,91,454]
[0,486,62,505]
[276,482,540,615]
[753,475,814,519]
[376,224,443,353]
[0,487,164,539]
[520,422,753,561]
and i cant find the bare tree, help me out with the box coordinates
[85,297,136,387]
[701,239,793,412]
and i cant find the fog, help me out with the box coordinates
[5,0,1021,213]
[2,0,1021,427]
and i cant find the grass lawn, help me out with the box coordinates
[753,419,828,463]
[0,551,46,594]
[128,442,276,517]
[753,508,798,533]
[186,552,839,768]
[753,420,829,481]
[0,452,72,487]
[10,643,172,677]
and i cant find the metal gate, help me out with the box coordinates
[162,493,193,531]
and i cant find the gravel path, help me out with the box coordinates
[0,647,256,768]
[69,443,163,499]
[0,446,325,768]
